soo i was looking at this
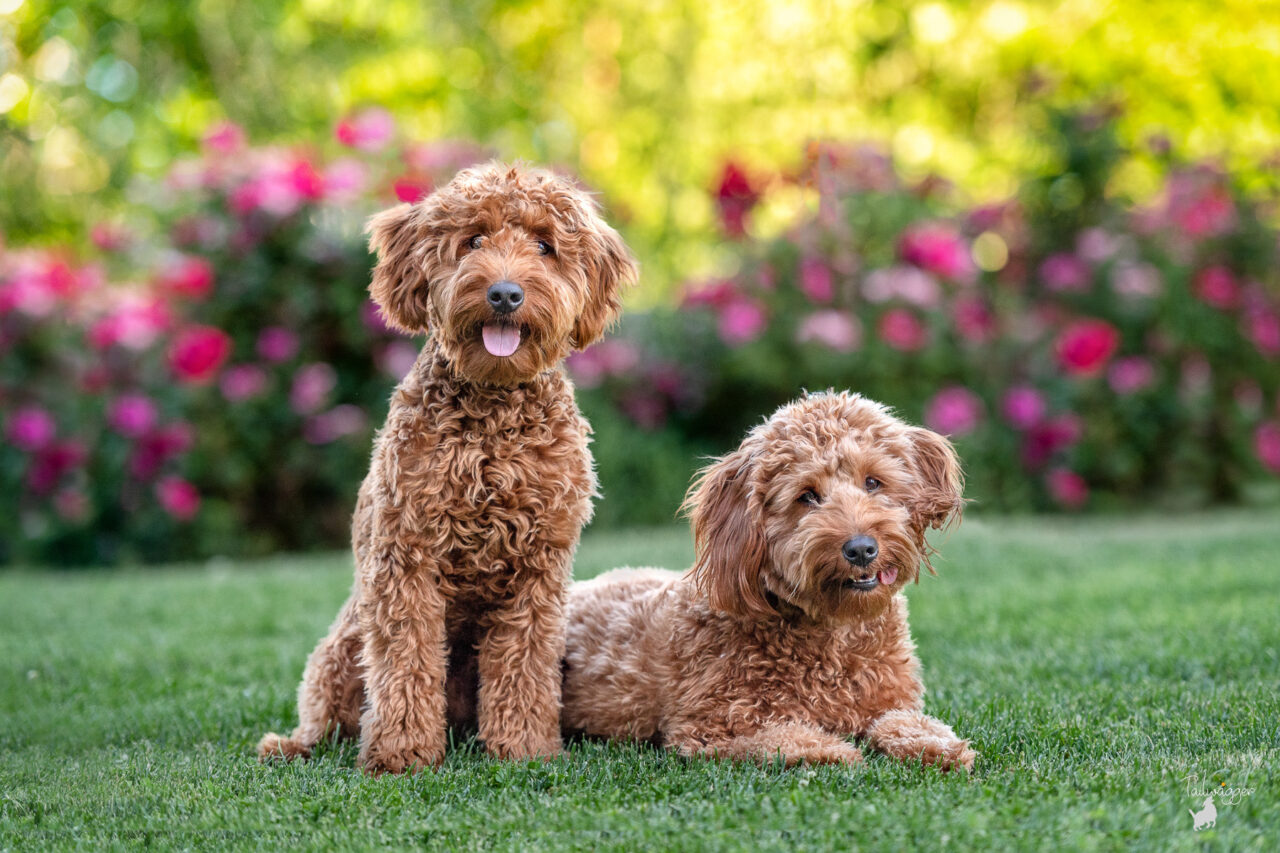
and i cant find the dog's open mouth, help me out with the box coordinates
[481,321,524,357]
[842,567,898,591]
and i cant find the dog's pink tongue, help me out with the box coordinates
[482,322,521,357]
[878,567,898,586]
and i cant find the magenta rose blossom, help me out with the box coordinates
[1055,319,1120,377]
[290,363,338,414]
[168,326,232,384]
[6,406,56,451]
[796,310,860,353]
[1022,415,1083,467]
[1039,253,1091,292]
[156,254,215,300]
[1046,468,1089,509]
[220,365,269,402]
[924,387,984,437]
[1254,421,1280,473]
[715,161,760,238]
[798,257,834,303]
[156,476,201,521]
[717,298,767,346]
[1107,357,1155,395]
[108,394,159,438]
[1002,386,1046,430]
[951,296,995,343]
[256,326,300,363]
[26,440,87,494]
[334,107,396,152]
[1193,266,1239,310]
[898,224,975,284]
[877,308,928,351]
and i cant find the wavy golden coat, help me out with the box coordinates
[259,163,637,774]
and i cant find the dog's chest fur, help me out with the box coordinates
[667,595,923,736]
[374,343,596,587]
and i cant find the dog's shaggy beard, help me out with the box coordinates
[764,510,920,624]
[432,265,581,387]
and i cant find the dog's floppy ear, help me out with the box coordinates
[366,201,439,334]
[572,216,639,350]
[906,427,964,532]
[683,445,773,618]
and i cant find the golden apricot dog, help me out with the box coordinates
[562,391,976,771]
[259,163,637,774]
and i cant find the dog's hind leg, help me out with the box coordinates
[864,708,976,771]
[668,720,864,767]
[258,594,365,761]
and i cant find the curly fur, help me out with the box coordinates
[259,162,638,774]
[562,392,976,771]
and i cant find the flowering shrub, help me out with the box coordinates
[1,111,486,564]
[574,112,1280,517]
[3,106,1279,564]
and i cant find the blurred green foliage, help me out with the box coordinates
[3,0,1280,298]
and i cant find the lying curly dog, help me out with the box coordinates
[259,163,637,774]
[562,391,975,770]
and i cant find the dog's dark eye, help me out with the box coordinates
[865,477,882,493]
[468,235,484,250]
[536,240,554,256]
[798,488,821,506]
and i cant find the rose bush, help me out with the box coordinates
[2,107,1278,564]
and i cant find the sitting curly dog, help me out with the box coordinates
[562,391,976,770]
[259,163,637,774]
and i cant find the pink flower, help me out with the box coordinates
[951,296,995,343]
[681,279,737,309]
[128,423,193,480]
[1055,319,1120,377]
[1193,266,1239,310]
[1255,421,1280,473]
[155,254,215,300]
[1107,357,1155,395]
[1076,228,1121,263]
[323,158,368,200]
[290,363,338,414]
[1039,253,1091,292]
[1110,262,1162,299]
[1001,387,1046,430]
[897,224,974,284]
[335,107,396,152]
[393,176,433,204]
[877,308,928,352]
[202,121,246,155]
[155,476,200,521]
[1245,310,1280,357]
[169,326,232,385]
[107,394,159,438]
[1046,468,1088,509]
[863,266,941,308]
[6,406,56,451]
[798,257,834,303]
[256,327,299,363]
[27,440,87,494]
[924,387,984,437]
[219,365,268,402]
[304,405,369,444]
[1022,415,1083,467]
[717,298,767,346]
[87,296,172,351]
[715,161,761,238]
[796,310,861,353]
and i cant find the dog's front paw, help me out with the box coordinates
[358,742,444,776]
[920,738,976,773]
[805,741,864,766]
[257,732,311,762]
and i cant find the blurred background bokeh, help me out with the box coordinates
[3,0,1279,565]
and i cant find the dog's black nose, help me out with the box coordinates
[487,280,524,315]
[842,535,878,567]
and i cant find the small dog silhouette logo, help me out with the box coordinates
[1189,795,1217,831]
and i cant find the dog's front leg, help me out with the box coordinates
[864,708,976,771]
[356,541,448,775]
[476,563,566,760]
[668,720,864,767]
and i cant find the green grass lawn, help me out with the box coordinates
[2,511,1278,851]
